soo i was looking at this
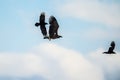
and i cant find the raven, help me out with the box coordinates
[35,12,48,39]
[103,41,116,54]
[49,16,62,40]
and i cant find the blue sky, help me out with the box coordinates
[0,0,120,80]
[0,0,120,53]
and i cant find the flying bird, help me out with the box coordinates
[49,16,62,40]
[35,12,48,39]
[35,13,62,40]
[103,41,116,54]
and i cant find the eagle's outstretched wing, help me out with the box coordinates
[111,41,115,49]
[49,16,62,40]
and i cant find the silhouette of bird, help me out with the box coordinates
[48,16,62,40]
[103,41,116,54]
[35,12,48,39]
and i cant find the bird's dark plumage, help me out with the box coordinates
[35,12,48,39]
[35,13,62,40]
[49,16,62,40]
[103,41,116,54]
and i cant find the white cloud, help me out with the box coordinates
[88,49,120,80]
[56,0,120,27]
[0,43,120,80]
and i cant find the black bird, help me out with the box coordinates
[103,41,116,54]
[49,16,62,40]
[35,12,48,39]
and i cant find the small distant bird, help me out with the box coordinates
[103,41,116,54]
[35,12,48,39]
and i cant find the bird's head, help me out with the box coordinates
[35,23,40,27]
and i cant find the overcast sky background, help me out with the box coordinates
[0,0,120,80]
